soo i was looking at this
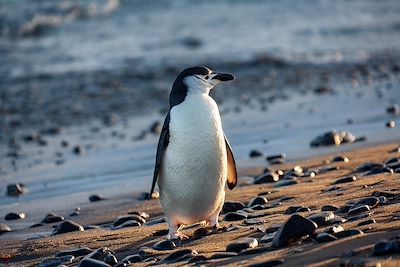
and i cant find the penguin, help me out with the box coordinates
[149,66,237,239]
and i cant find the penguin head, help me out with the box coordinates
[170,66,234,107]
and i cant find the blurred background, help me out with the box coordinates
[1,0,399,234]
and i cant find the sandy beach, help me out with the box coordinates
[1,142,400,266]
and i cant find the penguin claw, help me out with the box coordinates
[166,232,189,240]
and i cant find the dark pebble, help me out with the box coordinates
[315,233,338,243]
[307,211,335,226]
[89,194,105,202]
[378,196,387,204]
[348,205,370,216]
[113,215,146,227]
[6,183,28,196]
[83,248,111,261]
[332,175,356,184]
[113,220,141,229]
[53,220,84,235]
[104,253,118,266]
[42,213,64,223]
[260,232,276,243]
[153,240,176,250]
[297,207,311,212]
[273,177,298,187]
[223,201,245,213]
[161,249,198,264]
[373,239,400,255]
[40,127,61,136]
[224,211,247,221]
[332,156,349,163]
[249,259,285,267]
[335,205,352,214]
[248,196,268,207]
[5,212,25,220]
[0,223,11,235]
[254,172,279,184]
[226,237,258,253]
[354,197,380,208]
[365,166,393,175]
[385,157,400,165]
[249,150,263,158]
[268,158,286,164]
[321,205,339,211]
[120,254,143,264]
[310,130,343,147]
[193,227,211,239]
[56,247,93,257]
[73,145,84,155]
[386,121,396,128]
[266,153,286,161]
[38,256,74,267]
[357,219,376,226]
[354,162,384,172]
[152,229,169,237]
[187,255,207,263]
[285,205,304,215]
[372,191,398,199]
[244,218,263,225]
[272,214,317,247]
[333,229,364,238]
[386,104,400,115]
[210,252,238,259]
[79,258,111,267]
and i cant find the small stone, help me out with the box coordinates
[254,172,279,184]
[248,196,268,207]
[310,130,342,147]
[296,207,311,212]
[335,205,352,214]
[332,156,349,163]
[210,252,238,259]
[357,219,376,226]
[273,177,298,187]
[187,255,207,263]
[223,201,245,213]
[161,249,198,264]
[266,154,286,161]
[56,247,93,257]
[53,220,84,235]
[386,104,400,115]
[226,237,258,253]
[0,223,11,235]
[89,194,106,202]
[348,205,370,216]
[113,220,141,229]
[372,191,398,199]
[307,211,335,226]
[73,145,84,155]
[104,253,118,266]
[378,196,387,204]
[333,229,364,238]
[244,218,263,225]
[386,121,396,128]
[84,247,111,261]
[355,162,384,172]
[5,212,25,220]
[42,213,64,223]
[113,215,146,227]
[315,233,338,243]
[260,232,276,243]
[365,166,393,175]
[6,183,28,196]
[153,240,176,251]
[79,258,111,267]
[249,150,263,158]
[373,239,400,255]
[285,205,304,215]
[324,225,344,235]
[248,259,285,267]
[193,227,211,239]
[321,205,339,211]
[332,176,356,184]
[224,212,247,221]
[354,197,380,209]
[37,256,74,267]
[272,214,317,247]
[120,254,143,264]
[268,158,286,164]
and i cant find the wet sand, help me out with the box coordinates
[1,142,400,266]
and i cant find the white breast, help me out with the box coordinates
[158,92,227,224]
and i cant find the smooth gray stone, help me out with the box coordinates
[273,214,317,247]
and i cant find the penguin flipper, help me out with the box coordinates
[224,135,237,190]
[149,113,170,199]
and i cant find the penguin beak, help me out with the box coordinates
[211,73,235,82]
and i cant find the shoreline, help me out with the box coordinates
[1,142,400,266]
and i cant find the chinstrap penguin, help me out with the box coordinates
[149,66,237,239]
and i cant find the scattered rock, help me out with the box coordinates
[224,212,247,221]
[161,249,198,264]
[113,220,141,229]
[37,256,74,267]
[310,130,356,147]
[272,214,317,247]
[307,211,335,226]
[386,121,396,128]
[73,145,84,155]
[248,259,285,267]
[313,86,335,94]
[372,191,398,199]
[210,252,238,259]
[332,176,356,184]
[315,233,338,243]
[348,205,370,216]
[354,197,380,209]
[354,162,384,172]
[89,194,106,202]
[153,240,176,251]
[42,213,64,223]
[357,219,376,226]
[5,212,26,220]
[53,220,84,235]
[249,150,263,158]
[386,104,399,115]
[79,258,111,267]
[193,227,211,239]
[223,201,245,213]
[260,232,276,243]
[273,177,299,187]
[332,156,349,163]
[334,229,364,238]
[321,205,339,211]
[254,172,279,184]
[248,196,268,207]
[56,247,93,257]
[113,215,145,228]
[0,223,11,235]
[335,205,352,214]
[226,237,258,253]
[266,154,286,161]
[373,239,400,255]
[120,254,143,264]
[104,253,118,266]
[6,183,28,196]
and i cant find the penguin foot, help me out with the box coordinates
[166,232,189,240]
